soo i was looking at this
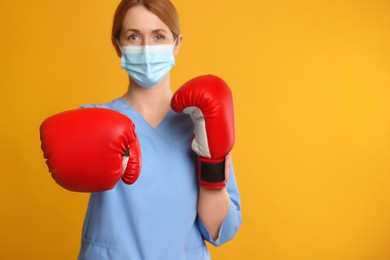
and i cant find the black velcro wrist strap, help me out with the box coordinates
[199,160,225,183]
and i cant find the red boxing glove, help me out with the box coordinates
[171,75,235,189]
[40,108,142,192]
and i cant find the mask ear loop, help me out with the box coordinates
[116,39,124,54]
[172,38,178,52]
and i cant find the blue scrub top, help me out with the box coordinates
[78,98,242,260]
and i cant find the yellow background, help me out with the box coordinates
[1,0,390,259]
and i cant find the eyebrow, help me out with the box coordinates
[124,28,168,34]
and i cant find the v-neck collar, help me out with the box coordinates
[116,98,174,131]
[113,98,194,153]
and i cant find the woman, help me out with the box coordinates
[78,0,242,259]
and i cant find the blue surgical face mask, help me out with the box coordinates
[119,41,176,88]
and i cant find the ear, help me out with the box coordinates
[173,34,184,56]
[112,36,122,57]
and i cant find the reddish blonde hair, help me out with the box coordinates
[112,0,181,42]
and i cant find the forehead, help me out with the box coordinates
[122,5,170,32]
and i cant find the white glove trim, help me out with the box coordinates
[183,106,211,158]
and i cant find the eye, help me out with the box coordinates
[127,34,140,41]
[155,34,165,41]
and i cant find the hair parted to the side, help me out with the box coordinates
[112,0,181,43]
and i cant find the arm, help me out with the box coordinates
[197,154,232,239]
[197,159,242,246]
[171,75,242,244]
[198,187,230,240]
